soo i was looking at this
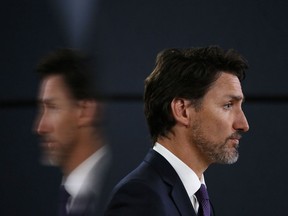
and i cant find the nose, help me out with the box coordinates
[35,112,49,135]
[233,109,249,132]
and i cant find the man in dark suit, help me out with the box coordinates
[104,46,250,216]
[34,49,112,216]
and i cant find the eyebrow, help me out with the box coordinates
[38,97,57,104]
[226,95,245,102]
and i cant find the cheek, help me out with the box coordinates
[199,113,230,138]
[53,112,78,135]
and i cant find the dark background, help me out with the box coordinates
[1,0,288,215]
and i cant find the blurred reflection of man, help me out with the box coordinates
[34,49,111,216]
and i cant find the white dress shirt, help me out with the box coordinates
[153,142,206,213]
[63,146,108,211]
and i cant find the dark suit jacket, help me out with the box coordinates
[104,149,215,216]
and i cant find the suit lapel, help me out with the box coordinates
[171,181,197,216]
[144,149,197,216]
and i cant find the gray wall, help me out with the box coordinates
[1,0,288,215]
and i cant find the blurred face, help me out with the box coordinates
[35,75,80,167]
[189,72,249,164]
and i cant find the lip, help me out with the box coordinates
[229,138,239,145]
[230,138,240,146]
[230,133,242,140]
[41,141,55,150]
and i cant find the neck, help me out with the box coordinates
[62,129,104,176]
[157,135,210,179]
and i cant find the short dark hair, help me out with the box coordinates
[36,48,95,100]
[144,46,248,143]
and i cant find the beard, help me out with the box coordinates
[39,136,75,168]
[191,121,241,164]
[40,141,62,167]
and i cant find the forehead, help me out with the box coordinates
[38,75,73,100]
[205,72,244,100]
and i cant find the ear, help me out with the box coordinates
[77,99,98,127]
[170,98,192,127]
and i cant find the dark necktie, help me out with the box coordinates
[59,185,71,216]
[195,184,211,216]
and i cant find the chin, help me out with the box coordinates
[223,153,239,164]
[40,152,59,167]
[215,151,239,164]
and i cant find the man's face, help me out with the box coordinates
[189,72,249,164]
[35,75,80,167]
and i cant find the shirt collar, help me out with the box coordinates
[63,146,107,198]
[153,142,205,198]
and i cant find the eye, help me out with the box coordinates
[224,102,233,110]
[46,103,59,110]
